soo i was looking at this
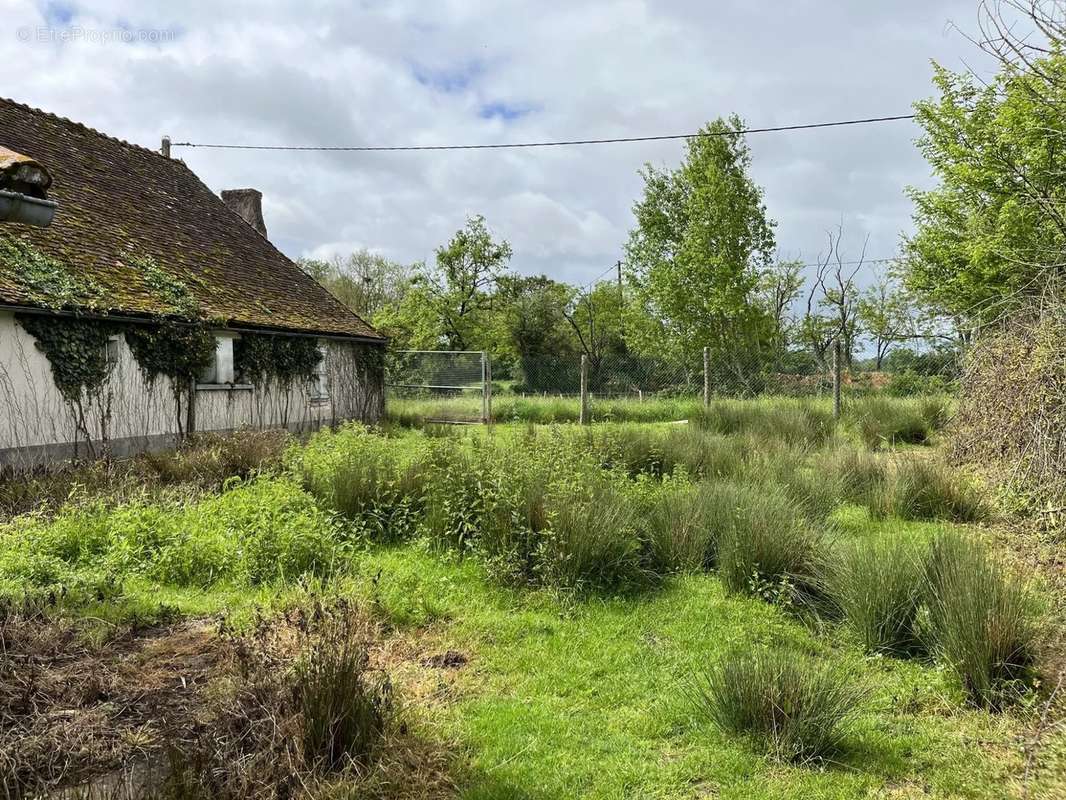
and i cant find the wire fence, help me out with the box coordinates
[386,340,961,422]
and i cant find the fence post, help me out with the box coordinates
[703,346,710,408]
[481,351,489,423]
[579,354,589,425]
[832,338,842,421]
[485,355,493,425]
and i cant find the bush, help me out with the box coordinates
[924,533,1040,708]
[713,481,825,606]
[829,538,927,656]
[879,456,986,523]
[142,430,289,488]
[692,647,861,762]
[299,426,426,542]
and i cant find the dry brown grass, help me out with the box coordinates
[0,599,461,800]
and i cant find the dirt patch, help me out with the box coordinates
[421,651,468,670]
[1,610,221,796]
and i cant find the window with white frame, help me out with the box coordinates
[199,332,235,385]
[311,343,330,401]
[104,334,121,368]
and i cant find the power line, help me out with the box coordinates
[170,114,915,153]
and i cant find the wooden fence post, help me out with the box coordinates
[481,351,489,424]
[703,346,710,408]
[580,354,589,425]
[485,355,493,425]
[832,338,842,421]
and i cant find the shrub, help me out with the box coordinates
[879,456,986,522]
[829,538,927,656]
[692,647,861,762]
[924,533,1040,708]
[142,430,289,488]
[714,482,825,606]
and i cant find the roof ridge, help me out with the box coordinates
[0,96,174,163]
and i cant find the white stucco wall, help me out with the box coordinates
[0,310,384,466]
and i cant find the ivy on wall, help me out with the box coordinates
[15,315,116,403]
[234,333,322,388]
[124,323,216,388]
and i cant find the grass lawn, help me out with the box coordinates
[360,532,1020,800]
[0,402,1060,799]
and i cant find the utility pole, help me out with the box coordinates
[580,354,590,425]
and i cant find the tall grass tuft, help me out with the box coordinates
[829,537,927,656]
[296,606,392,771]
[537,479,648,592]
[924,532,1040,708]
[692,647,861,763]
[644,479,721,573]
[713,481,825,605]
[693,398,834,448]
[879,456,986,522]
[848,397,932,449]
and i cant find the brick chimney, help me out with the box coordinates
[221,188,267,238]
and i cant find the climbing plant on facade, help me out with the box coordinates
[15,314,118,455]
[233,333,322,389]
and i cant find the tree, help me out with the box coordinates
[857,267,914,369]
[564,281,627,368]
[299,250,411,318]
[624,116,776,367]
[758,259,805,351]
[419,215,512,351]
[904,45,1066,322]
[807,226,863,367]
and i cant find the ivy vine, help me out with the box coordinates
[233,333,322,388]
[15,314,116,403]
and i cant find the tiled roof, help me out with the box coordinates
[0,97,383,341]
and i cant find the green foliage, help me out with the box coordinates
[625,115,776,364]
[848,396,935,449]
[130,253,201,319]
[642,477,722,573]
[0,234,104,309]
[924,532,1040,708]
[829,538,927,656]
[15,315,116,403]
[0,479,342,590]
[124,321,216,387]
[905,55,1066,318]
[233,332,322,387]
[694,398,835,448]
[692,647,861,763]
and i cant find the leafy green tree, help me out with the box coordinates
[624,115,776,365]
[494,274,575,364]
[419,215,512,351]
[904,53,1066,321]
[564,281,627,368]
[299,250,411,318]
[857,268,914,370]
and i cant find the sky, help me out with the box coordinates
[4,0,999,292]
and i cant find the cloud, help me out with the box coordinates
[4,0,999,294]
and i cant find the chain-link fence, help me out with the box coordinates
[386,339,962,423]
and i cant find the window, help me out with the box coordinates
[104,335,120,367]
[198,332,236,385]
[311,344,330,402]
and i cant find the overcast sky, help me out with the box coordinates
[5,0,997,290]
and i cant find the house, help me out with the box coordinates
[0,97,386,466]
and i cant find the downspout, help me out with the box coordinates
[0,189,57,228]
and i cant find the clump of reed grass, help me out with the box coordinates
[713,481,826,606]
[693,398,834,448]
[644,479,722,573]
[692,647,861,763]
[924,532,1040,708]
[829,537,927,656]
[879,456,986,522]
[848,397,932,450]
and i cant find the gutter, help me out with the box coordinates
[0,189,57,228]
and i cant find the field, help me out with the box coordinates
[1,397,1063,799]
